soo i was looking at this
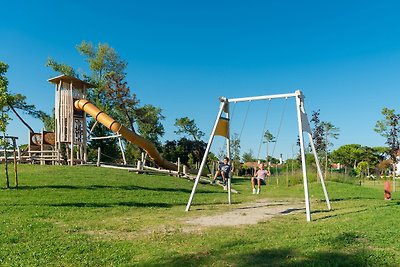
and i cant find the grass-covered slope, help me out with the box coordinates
[0,165,398,266]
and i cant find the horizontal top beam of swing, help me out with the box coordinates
[225,91,299,103]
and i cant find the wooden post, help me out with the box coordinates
[137,160,143,171]
[393,163,396,192]
[40,129,44,165]
[3,134,9,189]
[12,138,18,188]
[183,165,188,175]
[97,147,101,167]
[70,83,74,166]
[83,88,88,164]
[286,161,289,187]
[17,145,21,163]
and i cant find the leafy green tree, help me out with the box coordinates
[46,58,76,77]
[330,144,364,168]
[174,117,204,141]
[135,104,165,146]
[263,130,275,164]
[230,133,241,174]
[1,63,45,186]
[322,121,340,174]
[162,138,206,168]
[0,62,10,188]
[39,109,55,132]
[374,108,400,175]
[242,149,255,163]
[356,161,369,178]
[310,110,325,155]
[0,62,11,132]
[46,41,166,163]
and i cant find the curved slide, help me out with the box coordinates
[74,99,178,171]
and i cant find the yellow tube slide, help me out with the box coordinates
[74,99,178,171]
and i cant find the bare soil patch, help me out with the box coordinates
[186,199,305,227]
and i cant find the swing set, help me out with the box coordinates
[186,90,331,222]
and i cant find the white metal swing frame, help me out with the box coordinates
[185,90,331,222]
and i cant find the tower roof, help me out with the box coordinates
[48,74,95,88]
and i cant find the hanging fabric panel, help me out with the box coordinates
[215,117,230,139]
[301,110,312,134]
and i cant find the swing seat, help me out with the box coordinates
[252,177,267,186]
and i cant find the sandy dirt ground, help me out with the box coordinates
[186,199,305,227]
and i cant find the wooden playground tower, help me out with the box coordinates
[48,75,93,165]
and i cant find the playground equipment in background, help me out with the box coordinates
[74,99,178,171]
[9,102,59,164]
[185,90,331,222]
[10,75,93,165]
[40,74,179,173]
[49,75,92,165]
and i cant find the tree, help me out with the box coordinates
[47,41,166,163]
[263,130,275,165]
[1,62,45,186]
[174,117,204,141]
[310,110,339,178]
[135,104,165,146]
[374,108,400,179]
[242,149,255,163]
[46,58,76,77]
[310,110,325,156]
[0,62,11,132]
[162,137,206,168]
[322,122,340,177]
[330,144,364,168]
[0,62,10,188]
[230,133,241,175]
[39,109,55,132]
[76,41,141,133]
[356,161,369,179]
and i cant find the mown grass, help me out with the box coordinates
[0,165,399,266]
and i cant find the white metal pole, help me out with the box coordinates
[307,132,331,210]
[228,92,297,103]
[118,137,127,165]
[225,103,232,204]
[185,99,227,211]
[295,92,312,222]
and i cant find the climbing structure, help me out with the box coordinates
[48,75,94,165]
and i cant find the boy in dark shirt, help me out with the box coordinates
[211,157,232,190]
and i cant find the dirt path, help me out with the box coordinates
[186,199,305,227]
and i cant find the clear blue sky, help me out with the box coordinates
[1,0,400,160]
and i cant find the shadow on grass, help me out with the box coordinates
[154,248,369,267]
[312,208,369,221]
[49,201,174,208]
[16,184,222,195]
[329,196,381,202]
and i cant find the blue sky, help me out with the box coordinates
[1,1,400,160]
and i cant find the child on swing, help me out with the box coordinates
[252,163,270,194]
[211,157,233,190]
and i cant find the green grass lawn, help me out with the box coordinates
[0,165,399,266]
